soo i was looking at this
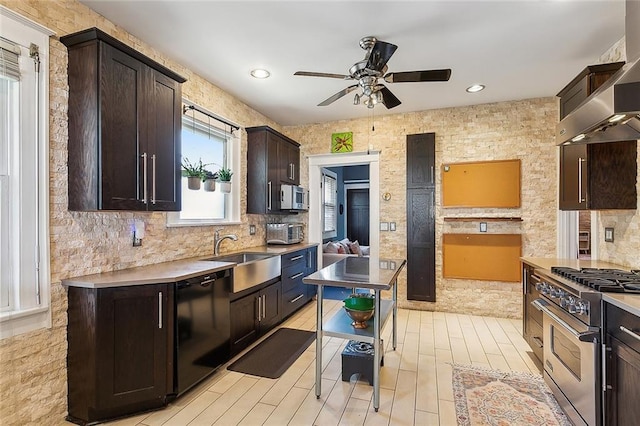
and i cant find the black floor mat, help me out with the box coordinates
[227,328,315,379]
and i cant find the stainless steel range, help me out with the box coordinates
[533,267,640,426]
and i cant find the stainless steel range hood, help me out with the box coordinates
[556,0,640,145]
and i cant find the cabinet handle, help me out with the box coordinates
[267,181,272,211]
[158,291,163,329]
[290,294,304,304]
[141,152,148,204]
[620,326,640,342]
[257,295,262,321]
[151,154,156,204]
[578,157,586,204]
[531,336,543,348]
[262,295,266,320]
[291,163,295,181]
[290,255,304,262]
[290,272,304,280]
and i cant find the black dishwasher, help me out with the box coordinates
[175,268,231,395]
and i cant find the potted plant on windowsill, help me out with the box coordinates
[217,167,233,193]
[203,169,218,192]
[182,157,207,190]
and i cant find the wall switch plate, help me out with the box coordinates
[133,220,145,247]
[380,222,389,231]
[605,227,615,242]
[480,222,487,232]
[249,224,256,235]
[390,222,396,231]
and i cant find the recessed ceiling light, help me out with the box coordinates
[250,69,270,79]
[466,84,485,93]
[608,114,626,123]
[571,134,586,142]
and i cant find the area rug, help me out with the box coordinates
[227,328,315,379]
[452,364,571,426]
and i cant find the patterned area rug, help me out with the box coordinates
[452,364,571,426]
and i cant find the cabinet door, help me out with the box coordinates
[588,141,637,210]
[279,140,300,185]
[606,337,640,426]
[100,43,147,210]
[146,69,181,211]
[259,281,282,332]
[230,294,259,356]
[559,144,588,210]
[267,133,281,211]
[96,284,168,412]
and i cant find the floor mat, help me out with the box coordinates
[227,328,315,379]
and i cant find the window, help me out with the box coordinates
[0,7,53,339]
[322,168,337,239]
[166,101,240,226]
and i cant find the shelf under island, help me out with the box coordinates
[303,256,406,412]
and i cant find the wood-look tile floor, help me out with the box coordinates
[101,299,542,426]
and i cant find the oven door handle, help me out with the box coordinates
[532,299,599,342]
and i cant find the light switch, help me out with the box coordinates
[133,220,145,247]
[390,222,396,231]
[249,224,256,235]
[480,222,487,232]
[380,222,389,231]
[605,227,614,242]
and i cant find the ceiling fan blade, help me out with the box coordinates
[294,71,352,79]
[318,85,358,106]
[376,85,402,109]
[384,69,452,83]
[366,40,398,71]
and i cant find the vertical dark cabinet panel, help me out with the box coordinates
[406,133,436,302]
[61,28,185,211]
[559,143,587,210]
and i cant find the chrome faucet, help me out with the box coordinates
[214,229,238,255]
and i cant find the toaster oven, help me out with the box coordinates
[266,223,303,245]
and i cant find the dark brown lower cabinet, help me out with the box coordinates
[604,302,640,426]
[521,263,543,365]
[230,280,282,356]
[67,283,171,425]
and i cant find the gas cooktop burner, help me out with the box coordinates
[551,267,640,293]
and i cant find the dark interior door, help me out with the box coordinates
[346,188,370,246]
[406,133,436,301]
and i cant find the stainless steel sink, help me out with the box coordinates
[202,252,281,293]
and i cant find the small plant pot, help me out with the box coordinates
[203,179,216,192]
[218,181,231,193]
[187,176,201,190]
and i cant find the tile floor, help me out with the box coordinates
[99,299,541,426]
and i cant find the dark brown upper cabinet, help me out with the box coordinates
[559,141,637,210]
[61,28,186,211]
[246,126,301,214]
[557,62,624,120]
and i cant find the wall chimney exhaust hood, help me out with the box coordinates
[556,0,640,145]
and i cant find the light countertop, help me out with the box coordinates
[521,257,640,317]
[62,243,318,289]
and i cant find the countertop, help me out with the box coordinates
[303,257,406,291]
[62,243,318,289]
[521,257,640,317]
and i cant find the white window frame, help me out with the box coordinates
[322,168,338,240]
[0,6,53,339]
[166,100,241,227]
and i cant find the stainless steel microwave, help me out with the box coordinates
[281,184,308,211]
[266,223,304,245]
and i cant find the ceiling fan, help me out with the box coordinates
[294,36,452,109]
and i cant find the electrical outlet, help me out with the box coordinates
[480,222,487,232]
[390,222,396,231]
[249,224,256,235]
[133,220,145,247]
[605,227,615,242]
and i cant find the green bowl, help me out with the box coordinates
[343,294,374,311]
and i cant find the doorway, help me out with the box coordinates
[308,152,380,266]
[345,185,370,246]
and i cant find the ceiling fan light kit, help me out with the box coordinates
[295,36,451,110]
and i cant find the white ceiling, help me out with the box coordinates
[80,1,626,126]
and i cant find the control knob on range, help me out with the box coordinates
[567,298,578,314]
[574,301,588,315]
[560,296,572,308]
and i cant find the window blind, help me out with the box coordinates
[0,37,21,81]
[323,173,337,233]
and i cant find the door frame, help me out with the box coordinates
[308,151,380,267]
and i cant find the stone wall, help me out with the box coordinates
[286,97,559,318]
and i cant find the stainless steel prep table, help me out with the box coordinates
[303,256,406,411]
